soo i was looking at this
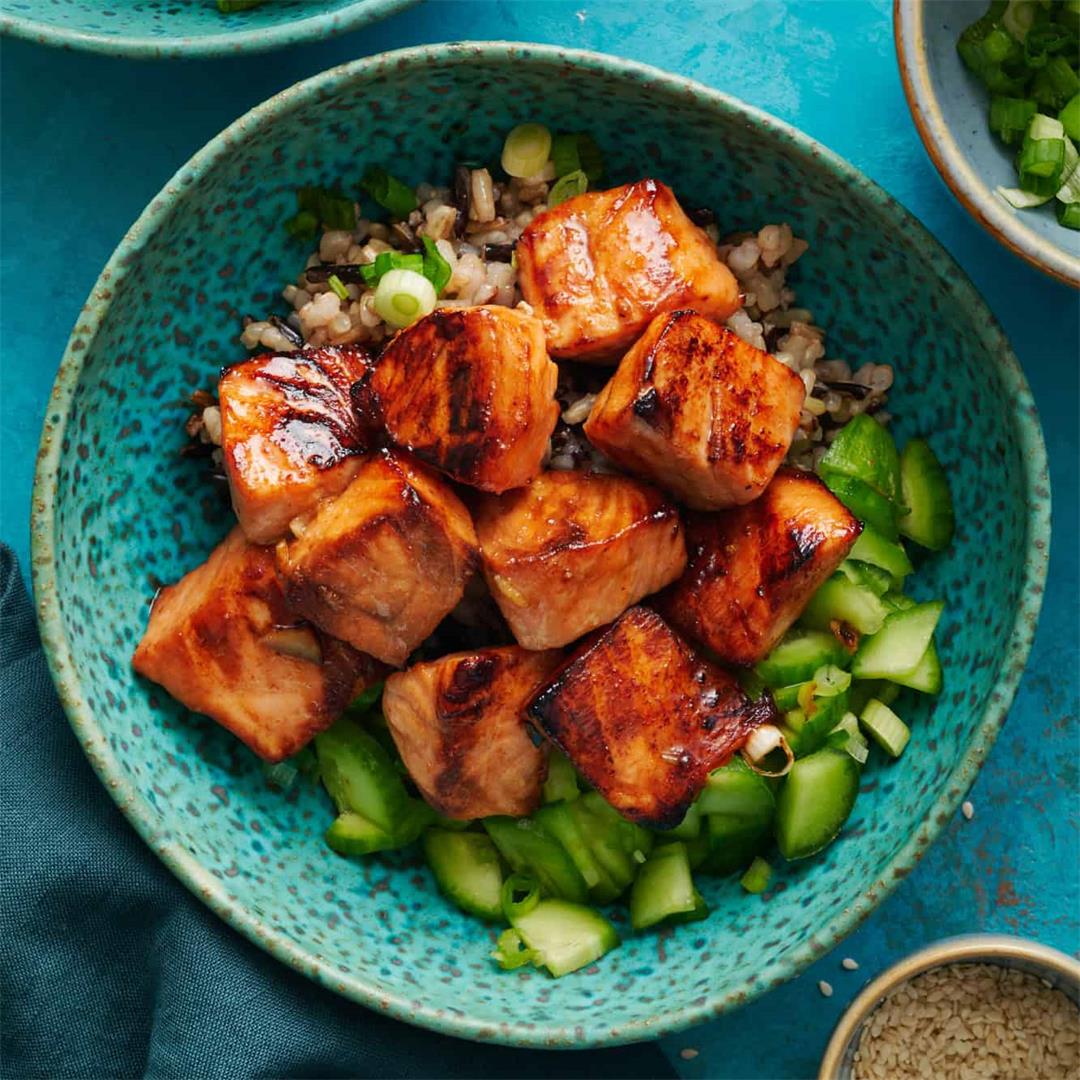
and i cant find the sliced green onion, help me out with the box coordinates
[373,268,437,328]
[420,235,452,295]
[1059,200,1080,227]
[491,928,537,970]
[550,132,605,182]
[296,185,356,232]
[547,169,589,208]
[990,96,1038,144]
[996,184,1052,207]
[327,274,349,301]
[284,208,319,240]
[741,724,794,777]
[1060,93,1080,139]
[859,698,911,758]
[828,711,870,765]
[359,250,425,288]
[812,664,852,699]
[501,123,552,179]
[501,873,541,921]
[1002,0,1037,42]
[1019,113,1066,193]
[1056,135,1080,200]
[740,856,772,895]
[1032,57,1080,109]
[361,166,418,219]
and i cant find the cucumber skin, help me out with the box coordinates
[800,574,889,636]
[756,631,852,688]
[483,816,589,903]
[890,640,944,694]
[848,526,914,581]
[852,601,944,680]
[898,439,955,552]
[629,842,698,930]
[325,812,399,856]
[775,748,861,861]
[315,720,408,833]
[820,471,901,540]
[819,413,902,503]
[423,829,504,922]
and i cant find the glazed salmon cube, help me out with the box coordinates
[584,311,806,509]
[657,468,862,665]
[528,607,775,827]
[219,345,371,544]
[473,470,687,650]
[383,646,564,819]
[276,450,479,667]
[515,179,740,362]
[351,305,559,492]
[132,527,382,762]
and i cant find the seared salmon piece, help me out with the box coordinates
[219,345,371,544]
[515,179,740,362]
[585,311,805,509]
[383,646,564,819]
[473,471,686,649]
[132,527,381,762]
[657,468,862,665]
[276,450,479,667]
[528,607,775,827]
[351,305,559,493]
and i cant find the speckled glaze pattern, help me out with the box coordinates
[31,44,1050,1048]
[895,0,1080,288]
[0,0,415,59]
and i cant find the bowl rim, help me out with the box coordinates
[30,40,1052,1049]
[894,0,1080,289]
[0,0,415,60]
[818,934,1080,1078]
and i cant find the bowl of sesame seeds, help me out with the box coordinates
[819,935,1080,1080]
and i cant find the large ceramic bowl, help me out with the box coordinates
[31,43,1049,1047]
[0,0,414,60]
[895,0,1080,287]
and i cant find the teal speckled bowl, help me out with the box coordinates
[31,43,1049,1047]
[0,0,415,60]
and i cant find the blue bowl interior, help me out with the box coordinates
[43,49,1038,1044]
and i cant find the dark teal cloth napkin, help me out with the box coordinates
[0,546,672,1080]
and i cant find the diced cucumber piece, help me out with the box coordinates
[579,792,654,861]
[668,802,703,840]
[891,639,943,694]
[860,699,911,758]
[702,814,770,875]
[740,856,772,894]
[812,664,852,697]
[325,811,399,856]
[756,630,852,688]
[819,414,902,502]
[848,679,882,715]
[772,682,806,711]
[840,559,894,597]
[534,802,618,901]
[423,828,504,921]
[665,887,711,925]
[881,591,916,612]
[697,758,775,822]
[315,719,409,834]
[542,750,579,803]
[483,816,588,903]
[566,799,636,895]
[682,830,711,871]
[898,438,955,551]
[510,898,620,977]
[775,748,861,860]
[790,688,849,758]
[821,472,902,540]
[852,601,944,680]
[848,525,914,582]
[629,842,699,930]
[801,573,889,636]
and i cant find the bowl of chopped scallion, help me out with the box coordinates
[895,0,1080,287]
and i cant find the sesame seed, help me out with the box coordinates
[819,980,834,997]
[679,1048,699,1060]
[962,800,975,820]
[842,957,860,971]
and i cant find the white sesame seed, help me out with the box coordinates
[819,980,834,997]
[843,957,860,971]
[679,1047,699,1060]
[961,800,975,821]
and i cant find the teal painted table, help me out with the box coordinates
[1,3,1076,1076]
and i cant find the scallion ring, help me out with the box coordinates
[373,268,437,328]
[500,874,541,922]
[327,274,349,301]
[547,169,589,208]
[501,123,552,179]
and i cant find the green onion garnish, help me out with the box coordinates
[287,185,356,237]
[347,680,385,714]
[420,235,452,295]
[359,251,424,289]
[550,132,605,183]
[547,169,589,208]
[1060,93,1080,139]
[361,166,418,220]
[283,209,319,241]
[327,274,349,301]
[373,268,437,328]
[990,95,1037,144]
[739,857,772,895]
[859,698,911,758]
[1018,113,1066,194]
[501,123,553,179]
[1058,200,1080,228]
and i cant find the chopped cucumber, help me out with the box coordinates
[682,830,711,871]
[756,630,852,688]
[534,802,617,901]
[315,719,410,834]
[860,699,911,758]
[740,856,772,894]
[697,758,775,822]
[567,799,636,895]
[891,639,944,694]
[840,559,894,597]
[790,688,849,758]
[821,472,902,540]
[848,525,914,582]
[483,816,588,903]
[772,682,805,711]
[542,750,579,803]
[702,813,771,875]
[898,439,955,551]
[509,898,620,977]
[629,842,699,930]
[665,887,711,924]
[775,748,861,860]
[852,601,944,681]
[801,572,889,636]
[325,811,399,856]
[668,802,703,840]
[579,792,654,861]
[819,413,902,502]
[423,829,504,921]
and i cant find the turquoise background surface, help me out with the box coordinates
[1,2,1076,1076]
